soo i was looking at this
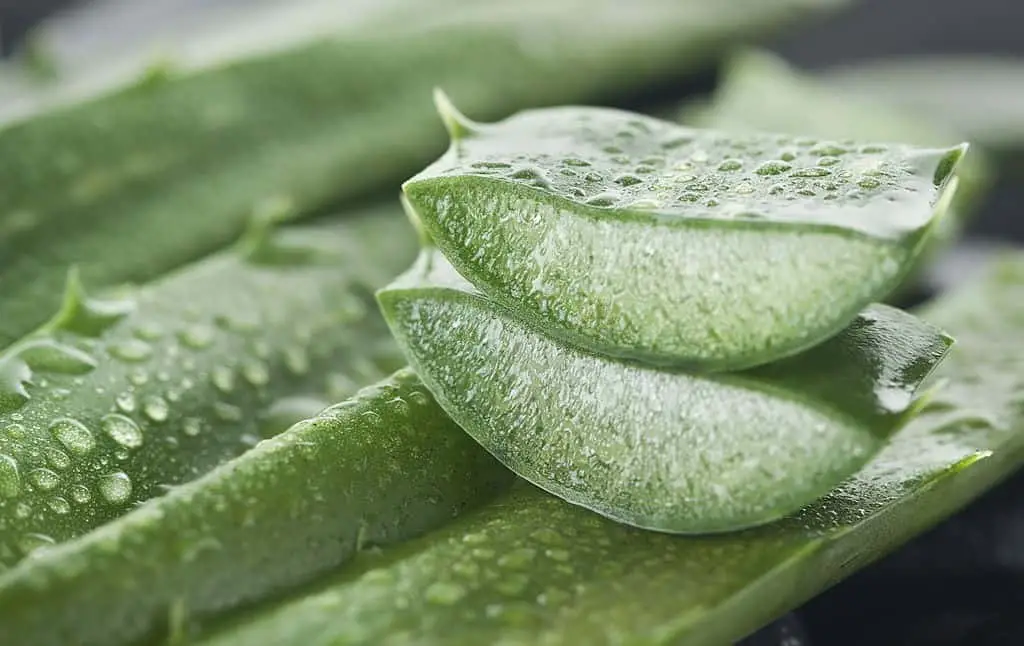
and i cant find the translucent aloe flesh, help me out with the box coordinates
[199,253,1024,646]
[403,96,966,370]
[0,0,847,348]
[0,370,512,646]
[0,205,417,568]
[378,250,951,533]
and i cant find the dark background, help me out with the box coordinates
[1,1,1022,645]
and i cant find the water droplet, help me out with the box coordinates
[734,181,755,195]
[498,547,536,569]
[48,496,71,515]
[182,417,202,437]
[388,397,410,417]
[142,396,169,423]
[562,158,591,167]
[545,548,571,562]
[0,454,20,497]
[46,448,71,470]
[4,423,25,439]
[30,468,60,491]
[251,340,271,360]
[115,391,137,413]
[49,418,95,455]
[425,582,466,605]
[177,324,215,349]
[860,144,888,154]
[129,370,149,386]
[361,411,382,426]
[133,322,163,340]
[102,414,143,448]
[69,484,91,504]
[755,160,793,176]
[241,359,270,387]
[586,193,618,208]
[510,167,543,180]
[214,402,243,422]
[818,156,841,167]
[791,167,832,178]
[98,472,132,504]
[717,159,743,172]
[858,177,882,190]
[109,338,153,363]
[614,175,642,187]
[408,391,430,407]
[211,365,235,393]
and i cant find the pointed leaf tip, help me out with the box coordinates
[43,266,135,337]
[432,88,478,142]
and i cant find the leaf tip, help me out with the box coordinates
[432,87,478,142]
[43,266,135,337]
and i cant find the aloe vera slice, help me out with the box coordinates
[378,251,951,533]
[0,204,417,568]
[402,96,965,370]
[0,0,847,348]
[198,252,1024,646]
[0,369,512,646]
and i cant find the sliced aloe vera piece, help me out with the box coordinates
[199,252,1024,646]
[823,55,1024,154]
[378,251,952,533]
[0,369,513,646]
[403,96,965,370]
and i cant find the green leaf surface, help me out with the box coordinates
[378,251,952,533]
[0,369,512,646]
[0,204,417,569]
[202,252,1024,646]
[823,55,1024,154]
[403,99,965,370]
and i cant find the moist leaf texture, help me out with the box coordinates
[378,252,951,533]
[200,253,1024,646]
[403,101,966,368]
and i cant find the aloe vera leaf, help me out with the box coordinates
[377,250,952,533]
[0,0,847,349]
[680,49,994,269]
[0,204,418,569]
[402,97,965,370]
[198,252,1024,646]
[0,369,513,646]
[822,55,1024,155]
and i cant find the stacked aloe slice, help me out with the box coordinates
[380,91,969,533]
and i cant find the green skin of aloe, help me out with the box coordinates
[380,96,967,534]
